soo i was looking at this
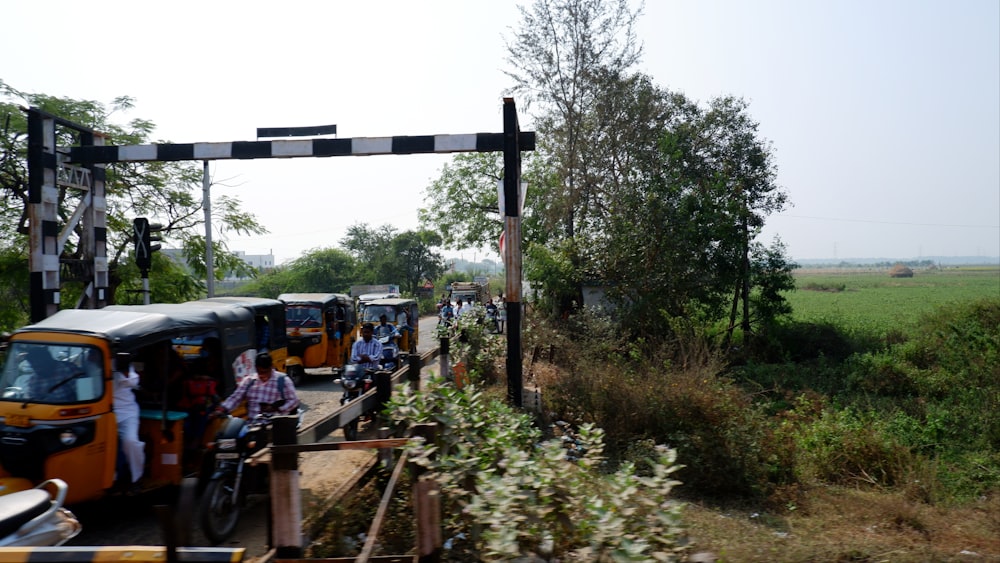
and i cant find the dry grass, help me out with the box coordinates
[680,487,1000,562]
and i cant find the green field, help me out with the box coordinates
[786,267,1000,336]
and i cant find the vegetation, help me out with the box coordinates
[419,0,796,351]
[526,270,999,560]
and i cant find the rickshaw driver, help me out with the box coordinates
[211,353,300,420]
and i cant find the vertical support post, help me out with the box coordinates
[78,130,109,309]
[27,109,60,322]
[439,336,450,381]
[411,423,441,562]
[142,274,151,305]
[203,161,215,298]
[270,415,302,558]
[502,98,524,407]
[375,370,391,422]
[408,353,422,391]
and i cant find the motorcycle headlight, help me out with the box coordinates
[218,438,237,450]
[344,379,358,390]
[59,429,78,446]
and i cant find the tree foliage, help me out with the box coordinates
[341,223,445,293]
[419,0,796,348]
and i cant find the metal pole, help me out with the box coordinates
[142,273,150,305]
[203,161,215,297]
[502,98,524,408]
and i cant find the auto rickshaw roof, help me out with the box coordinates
[278,293,352,307]
[194,296,286,311]
[365,298,417,307]
[13,303,254,351]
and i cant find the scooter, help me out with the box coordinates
[0,478,82,546]
[377,335,400,371]
[333,364,374,441]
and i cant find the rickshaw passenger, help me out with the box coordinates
[113,353,145,491]
[177,355,220,457]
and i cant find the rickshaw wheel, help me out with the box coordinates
[287,365,305,386]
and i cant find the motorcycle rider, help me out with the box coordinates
[212,352,300,420]
[350,322,383,371]
[374,314,401,345]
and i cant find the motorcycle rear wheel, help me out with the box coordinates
[200,473,241,544]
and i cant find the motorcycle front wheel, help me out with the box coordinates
[344,418,359,441]
[200,473,241,544]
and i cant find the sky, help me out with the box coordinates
[3,0,998,265]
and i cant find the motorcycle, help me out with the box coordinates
[0,478,82,547]
[377,334,400,371]
[199,408,278,545]
[333,364,374,441]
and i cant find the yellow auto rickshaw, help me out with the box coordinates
[0,302,260,504]
[360,297,420,355]
[278,293,355,384]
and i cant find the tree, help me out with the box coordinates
[418,152,504,251]
[0,81,266,318]
[340,223,399,283]
[418,151,552,254]
[504,0,644,315]
[388,230,446,295]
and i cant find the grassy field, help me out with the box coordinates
[786,267,1000,336]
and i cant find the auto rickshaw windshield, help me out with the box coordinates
[0,342,105,404]
[286,306,322,328]
[362,305,398,323]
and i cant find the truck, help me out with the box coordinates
[450,281,490,305]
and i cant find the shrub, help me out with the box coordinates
[790,405,914,488]
[536,313,797,501]
[384,377,689,561]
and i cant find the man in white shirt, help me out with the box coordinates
[113,353,144,492]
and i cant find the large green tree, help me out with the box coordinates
[388,230,446,295]
[505,0,644,313]
[0,80,264,328]
[341,223,445,294]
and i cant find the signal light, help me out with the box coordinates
[133,217,163,271]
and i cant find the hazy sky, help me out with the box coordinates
[3,0,998,264]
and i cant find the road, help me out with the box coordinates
[66,315,442,559]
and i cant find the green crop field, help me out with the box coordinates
[786,266,1000,336]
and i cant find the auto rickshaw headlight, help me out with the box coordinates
[59,429,78,446]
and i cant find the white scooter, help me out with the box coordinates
[0,479,81,546]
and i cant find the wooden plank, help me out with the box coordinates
[358,452,409,562]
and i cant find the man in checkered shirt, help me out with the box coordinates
[350,323,383,370]
[214,352,299,419]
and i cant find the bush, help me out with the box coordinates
[535,314,797,501]
[790,405,914,488]
[384,378,689,561]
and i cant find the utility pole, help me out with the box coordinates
[203,161,215,297]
